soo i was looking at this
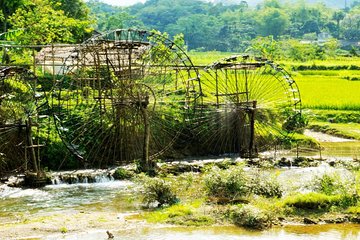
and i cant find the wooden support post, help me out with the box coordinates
[249,101,257,157]
[26,119,38,174]
[140,92,151,173]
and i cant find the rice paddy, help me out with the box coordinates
[189,52,360,111]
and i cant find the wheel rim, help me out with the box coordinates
[0,67,48,172]
[194,55,301,156]
[53,29,200,167]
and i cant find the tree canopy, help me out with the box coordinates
[1,0,93,44]
[86,0,360,52]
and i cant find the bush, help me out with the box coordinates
[310,173,356,196]
[113,167,133,180]
[142,177,179,207]
[204,166,249,200]
[229,205,273,229]
[249,172,283,198]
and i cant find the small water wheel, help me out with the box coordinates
[52,29,200,168]
[193,55,302,157]
[0,67,49,173]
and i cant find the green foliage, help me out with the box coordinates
[256,7,290,39]
[113,167,133,180]
[247,36,280,60]
[284,192,358,210]
[141,176,179,207]
[249,171,283,198]
[8,0,93,44]
[203,166,249,200]
[229,205,273,229]
[144,202,214,226]
[312,173,355,196]
[85,0,359,52]
[282,113,308,133]
[59,226,68,233]
[347,205,360,214]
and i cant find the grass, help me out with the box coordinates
[284,192,358,210]
[295,75,360,110]
[309,121,360,140]
[188,52,360,111]
[143,201,215,226]
[188,51,235,65]
[135,163,360,229]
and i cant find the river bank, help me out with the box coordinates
[1,155,360,239]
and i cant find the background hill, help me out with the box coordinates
[211,0,355,8]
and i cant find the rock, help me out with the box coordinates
[350,216,360,223]
[303,217,318,224]
[6,176,25,187]
[324,217,347,224]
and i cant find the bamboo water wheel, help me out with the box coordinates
[193,55,302,157]
[52,29,201,168]
[0,67,48,173]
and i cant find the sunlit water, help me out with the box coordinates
[0,180,136,215]
[45,225,360,240]
[1,170,359,239]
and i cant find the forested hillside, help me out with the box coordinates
[211,0,357,8]
[86,0,360,52]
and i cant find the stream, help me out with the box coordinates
[1,131,359,239]
[1,168,360,240]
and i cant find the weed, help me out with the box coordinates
[113,167,133,180]
[60,226,68,234]
[229,205,273,230]
[249,171,283,198]
[203,166,249,200]
[141,176,179,207]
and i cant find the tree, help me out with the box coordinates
[263,0,281,9]
[8,0,92,44]
[247,36,281,60]
[256,7,289,39]
[50,0,90,20]
[332,11,345,38]
[280,39,320,61]
[341,8,360,40]
[96,11,144,31]
[0,0,26,32]
[165,14,222,51]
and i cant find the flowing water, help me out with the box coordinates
[44,224,360,240]
[303,130,360,158]
[1,170,360,240]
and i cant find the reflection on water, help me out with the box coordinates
[46,225,360,240]
[320,141,360,158]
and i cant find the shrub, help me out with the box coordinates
[249,172,283,198]
[311,173,356,196]
[203,166,249,200]
[229,205,273,229]
[142,177,178,207]
[113,167,133,180]
[347,206,360,214]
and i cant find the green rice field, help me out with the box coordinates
[189,52,360,111]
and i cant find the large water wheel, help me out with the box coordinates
[52,29,200,168]
[193,55,302,157]
[0,67,48,173]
